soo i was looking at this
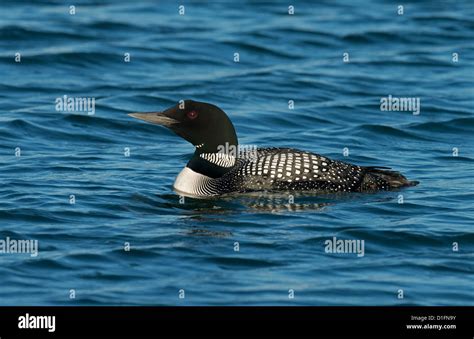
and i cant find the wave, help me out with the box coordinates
[1,118,115,143]
[408,117,474,133]
[355,124,433,141]
[0,25,92,41]
[220,39,302,59]
[342,31,410,44]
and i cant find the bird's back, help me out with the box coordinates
[217,147,417,194]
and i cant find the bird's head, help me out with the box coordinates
[129,100,238,154]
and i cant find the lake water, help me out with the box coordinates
[0,0,473,305]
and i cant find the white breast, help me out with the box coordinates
[173,167,215,197]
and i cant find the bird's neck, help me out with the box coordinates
[186,153,235,179]
[186,142,238,179]
[194,139,238,154]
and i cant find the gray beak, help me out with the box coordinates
[128,112,179,127]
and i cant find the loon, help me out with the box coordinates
[129,100,418,197]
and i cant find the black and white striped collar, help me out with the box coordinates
[199,153,236,168]
[187,153,236,179]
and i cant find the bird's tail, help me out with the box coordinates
[361,167,419,191]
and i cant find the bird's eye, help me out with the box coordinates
[187,110,198,120]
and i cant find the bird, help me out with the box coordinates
[129,100,418,197]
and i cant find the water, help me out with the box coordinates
[0,0,473,305]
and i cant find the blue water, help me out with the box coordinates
[0,0,473,305]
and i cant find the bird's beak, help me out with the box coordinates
[128,112,179,127]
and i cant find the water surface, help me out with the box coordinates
[0,0,473,305]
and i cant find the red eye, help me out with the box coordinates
[187,110,198,120]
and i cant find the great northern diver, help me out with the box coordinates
[130,100,418,197]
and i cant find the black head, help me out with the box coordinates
[129,100,238,154]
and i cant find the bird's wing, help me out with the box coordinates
[239,147,367,192]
